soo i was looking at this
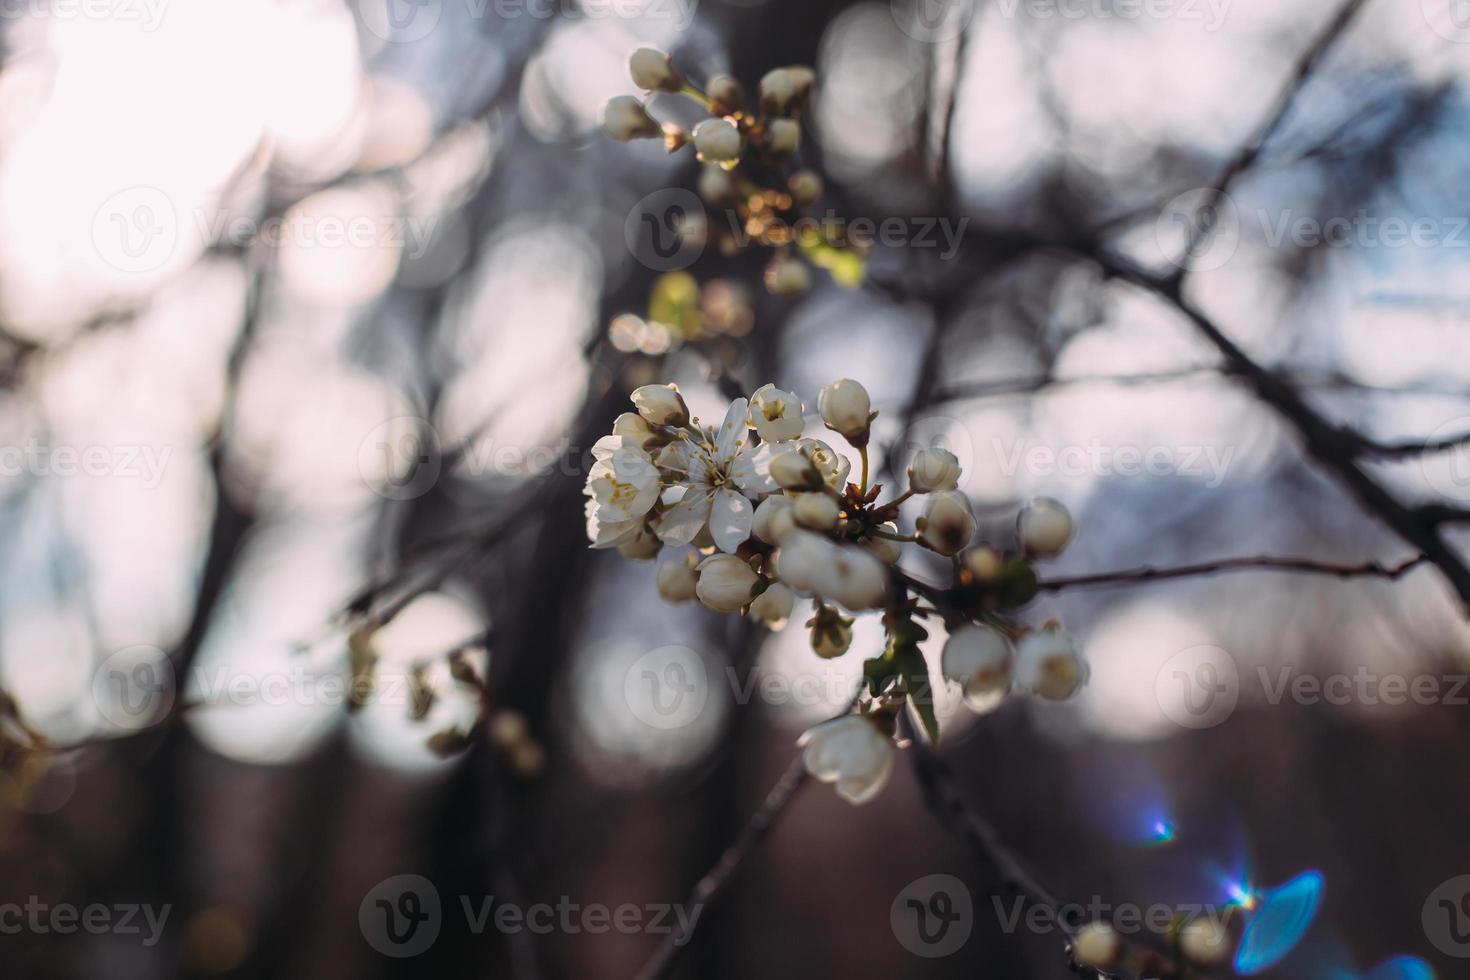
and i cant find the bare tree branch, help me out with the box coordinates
[1039,553,1429,591]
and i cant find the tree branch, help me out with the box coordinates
[1039,553,1429,592]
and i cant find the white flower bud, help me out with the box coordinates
[692,118,742,162]
[752,494,796,545]
[602,95,660,141]
[787,65,815,100]
[811,617,852,658]
[628,46,680,92]
[612,411,660,451]
[818,378,872,445]
[770,445,823,491]
[792,492,840,531]
[917,491,975,557]
[1074,922,1120,969]
[698,165,735,203]
[941,624,1012,713]
[964,545,1003,583]
[1013,629,1088,701]
[1018,497,1074,558]
[862,524,903,564]
[788,170,822,204]
[767,118,800,153]
[630,383,689,427]
[764,256,810,295]
[655,555,698,602]
[1179,917,1231,966]
[908,447,961,493]
[695,554,760,613]
[748,582,795,628]
[773,530,834,594]
[759,68,796,114]
[706,73,744,114]
[801,438,852,490]
[748,383,804,442]
[827,545,889,611]
[676,210,708,248]
[799,715,894,805]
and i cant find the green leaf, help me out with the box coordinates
[883,615,939,743]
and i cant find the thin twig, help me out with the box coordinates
[1039,553,1429,591]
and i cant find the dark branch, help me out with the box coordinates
[1039,553,1429,592]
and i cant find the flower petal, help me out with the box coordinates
[714,398,749,465]
[731,442,781,495]
[655,487,713,544]
[709,488,754,553]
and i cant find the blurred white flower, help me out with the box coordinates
[917,491,975,557]
[941,624,1013,713]
[1018,498,1074,558]
[773,530,836,595]
[1074,922,1120,969]
[792,492,840,531]
[612,411,661,452]
[692,118,742,163]
[602,96,660,142]
[862,525,903,564]
[764,256,810,295]
[752,494,796,545]
[695,554,760,613]
[749,582,795,628]
[799,714,895,804]
[768,118,800,154]
[655,553,698,603]
[1179,917,1231,966]
[628,47,679,93]
[826,545,889,611]
[1013,629,1088,701]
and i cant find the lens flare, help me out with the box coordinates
[1234,870,1325,975]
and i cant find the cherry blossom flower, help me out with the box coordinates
[654,398,779,552]
[799,715,895,804]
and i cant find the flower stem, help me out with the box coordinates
[679,84,712,110]
[859,446,870,493]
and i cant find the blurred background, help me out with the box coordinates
[1,0,1469,977]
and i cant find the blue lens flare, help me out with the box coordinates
[1233,870,1325,975]
[1364,955,1436,980]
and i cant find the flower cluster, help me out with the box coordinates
[604,47,867,296]
[584,378,1088,805]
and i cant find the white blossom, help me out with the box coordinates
[941,624,1013,713]
[1074,922,1120,969]
[773,530,835,595]
[826,545,889,611]
[917,491,975,556]
[817,378,872,444]
[628,46,679,92]
[965,545,1003,583]
[767,118,800,153]
[759,68,796,113]
[583,437,661,549]
[748,383,804,442]
[862,525,903,564]
[616,523,662,560]
[602,96,660,141]
[799,715,895,805]
[788,170,822,204]
[612,411,661,451]
[699,165,734,203]
[1179,917,1230,966]
[631,383,689,427]
[908,447,961,493]
[692,118,742,162]
[792,492,839,531]
[748,582,795,628]
[1013,629,1088,701]
[706,73,744,112]
[653,398,779,552]
[752,494,796,545]
[1018,497,1074,558]
[695,554,760,613]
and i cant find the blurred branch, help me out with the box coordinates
[1038,553,1429,592]
[1355,429,1470,459]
